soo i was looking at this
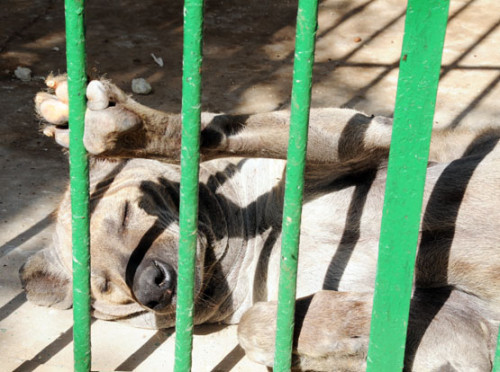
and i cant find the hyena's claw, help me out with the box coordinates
[42,125,70,148]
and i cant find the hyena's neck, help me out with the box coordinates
[198,158,286,323]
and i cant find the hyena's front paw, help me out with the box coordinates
[35,75,143,154]
[83,80,142,155]
[35,74,70,147]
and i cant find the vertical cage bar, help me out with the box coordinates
[273,0,318,370]
[64,0,90,371]
[493,332,500,372]
[174,0,204,370]
[366,1,449,371]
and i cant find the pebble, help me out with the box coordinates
[131,78,152,95]
[14,67,32,81]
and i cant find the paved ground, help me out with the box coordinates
[1,0,499,370]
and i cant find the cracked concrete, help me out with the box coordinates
[1,0,500,370]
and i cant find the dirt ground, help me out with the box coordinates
[1,0,500,370]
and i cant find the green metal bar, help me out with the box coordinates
[174,0,204,370]
[64,0,90,371]
[273,0,318,370]
[366,1,449,371]
[493,331,500,372]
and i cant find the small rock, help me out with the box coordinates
[131,78,152,95]
[14,67,32,81]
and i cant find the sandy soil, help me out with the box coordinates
[1,0,500,370]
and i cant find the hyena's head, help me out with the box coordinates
[20,158,218,329]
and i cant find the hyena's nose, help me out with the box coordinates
[133,259,176,311]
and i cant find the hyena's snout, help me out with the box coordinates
[132,258,176,311]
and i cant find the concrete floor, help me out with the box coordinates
[1,0,500,370]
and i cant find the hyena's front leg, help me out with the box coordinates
[36,76,491,168]
[238,291,372,371]
[200,108,395,182]
[37,76,396,167]
[37,75,397,170]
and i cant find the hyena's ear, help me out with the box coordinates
[19,248,73,310]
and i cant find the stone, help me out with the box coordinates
[131,78,152,95]
[14,67,32,82]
